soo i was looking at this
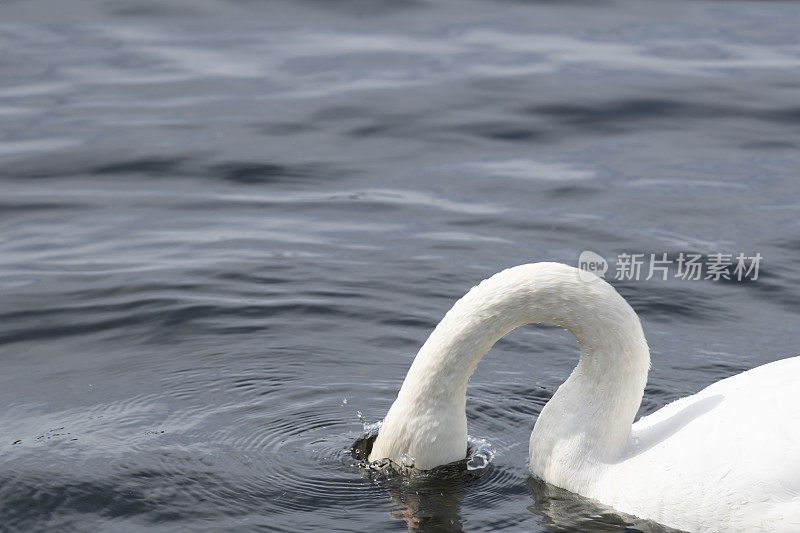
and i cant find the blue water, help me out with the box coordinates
[1,0,799,531]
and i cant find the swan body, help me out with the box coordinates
[369,262,800,532]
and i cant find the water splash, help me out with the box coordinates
[350,423,496,480]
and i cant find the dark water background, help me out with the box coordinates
[1,0,799,531]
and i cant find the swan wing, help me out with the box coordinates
[597,356,800,532]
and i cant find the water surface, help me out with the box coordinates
[1,0,799,531]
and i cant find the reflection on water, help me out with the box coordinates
[1,0,799,530]
[526,478,682,533]
[370,470,467,532]
[353,431,683,532]
[351,432,482,531]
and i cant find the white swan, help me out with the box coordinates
[369,262,800,532]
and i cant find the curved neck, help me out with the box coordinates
[394,263,650,461]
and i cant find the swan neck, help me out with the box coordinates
[398,264,650,457]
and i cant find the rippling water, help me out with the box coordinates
[2,0,799,531]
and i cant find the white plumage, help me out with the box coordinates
[369,262,800,532]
